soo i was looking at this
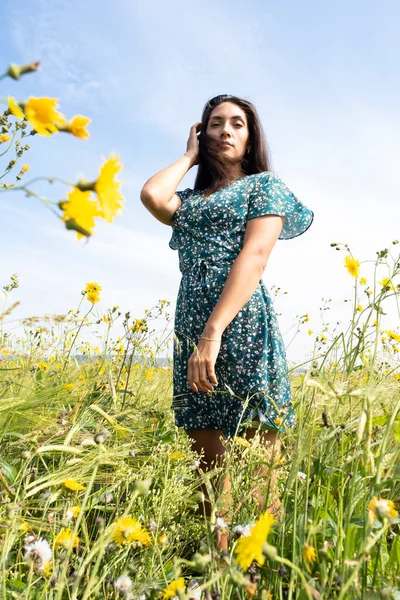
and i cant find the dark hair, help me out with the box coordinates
[194,94,272,196]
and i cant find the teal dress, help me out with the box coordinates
[169,171,314,438]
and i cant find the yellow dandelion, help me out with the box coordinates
[368,496,398,524]
[19,521,29,532]
[379,277,394,290]
[54,527,80,549]
[63,383,74,391]
[24,96,66,136]
[94,154,125,223]
[103,315,110,323]
[66,506,81,519]
[60,187,102,239]
[304,313,310,322]
[0,134,11,143]
[64,478,85,491]
[360,277,367,285]
[112,516,151,546]
[303,544,317,573]
[344,255,360,279]
[385,330,400,342]
[43,561,52,577]
[85,282,102,293]
[130,319,148,333]
[57,114,91,139]
[7,96,24,119]
[235,511,275,571]
[356,304,363,312]
[162,578,185,600]
[86,291,100,304]
[320,334,327,341]
[168,452,185,460]
[233,436,251,448]
[308,329,313,335]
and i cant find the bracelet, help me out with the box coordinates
[200,336,221,342]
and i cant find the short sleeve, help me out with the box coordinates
[247,172,314,240]
[169,187,193,250]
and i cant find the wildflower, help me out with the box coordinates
[94,154,124,222]
[385,330,400,342]
[64,478,85,491]
[303,544,317,573]
[308,329,313,335]
[158,533,168,545]
[168,451,185,460]
[360,277,367,285]
[344,255,360,278]
[304,313,309,322]
[54,527,80,550]
[7,96,25,119]
[87,291,100,304]
[232,524,253,538]
[19,521,29,532]
[274,416,282,425]
[368,496,398,525]
[24,96,66,136]
[60,187,102,239]
[130,319,148,333]
[214,517,229,535]
[24,538,52,573]
[85,282,102,294]
[112,515,151,546]
[356,304,363,312]
[233,436,251,448]
[114,575,132,596]
[56,115,91,139]
[234,511,275,570]
[63,383,74,391]
[0,134,11,143]
[162,577,185,599]
[379,277,394,291]
[66,506,80,519]
[103,315,110,323]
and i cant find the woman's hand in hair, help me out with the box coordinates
[185,122,202,166]
[188,337,220,393]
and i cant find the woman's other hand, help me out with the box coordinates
[188,337,220,393]
[185,122,202,166]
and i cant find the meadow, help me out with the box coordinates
[1,60,400,599]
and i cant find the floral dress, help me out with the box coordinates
[169,170,314,438]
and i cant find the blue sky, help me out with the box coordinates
[1,0,399,365]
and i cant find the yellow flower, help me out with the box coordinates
[19,521,29,532]
[103,315,110,323]
[7,96,24,119]
[320,334,327,341]
[57,115,91,139]
[356,304,363,312]
[379,277,394,290]
[274,417,282,426]
[86,291,100,304]
[130,319,148,333]
[64,478,85,491]
[168,452,185,460]
[85,282,102,293]
[66,506,81,519]
[308,329,313,335]
[54,527,80,549]
[235,511,275,570]
[63,383,74,391]
[233,436,251,448]
[158,533,168,545]
[43,561,52,576]
[368,496,398,524]
[304,313,309,322]
[20,164,30,174]
[360,277,367,285]
[24,96,66,136]
[0,134,11,143]
[385,330,400,342]
[94,154,125,223]
[344,255,360,278]
[61,187,102,240]
[112,516,151,546]
[162,577,185,599]
[303,544,317,573]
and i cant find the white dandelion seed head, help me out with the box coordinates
[114,575,133,595]
[24,538,52,571]
[232,524,253,537]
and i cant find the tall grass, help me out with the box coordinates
[0,242,399,599]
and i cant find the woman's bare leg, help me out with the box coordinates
[242,417,282,514]
[185,428,231,550]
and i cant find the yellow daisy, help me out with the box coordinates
[24,96,66,136]
[344,255,360,279]
[57,115,91,139]
[162,577,185,599]
[86,291,100,304]
[112,516,151,546]
[54,527,80,549]
[235,511,275,570]
[60,187,102,239]
[303,544,317,573]
[94,154,124,223]
[64,478,85,491]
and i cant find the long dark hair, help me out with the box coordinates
[194,94,272,196]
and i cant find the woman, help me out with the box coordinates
[141,94,314,549]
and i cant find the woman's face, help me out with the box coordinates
[205,101,249,162]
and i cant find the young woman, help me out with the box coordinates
[141,94,314,549]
